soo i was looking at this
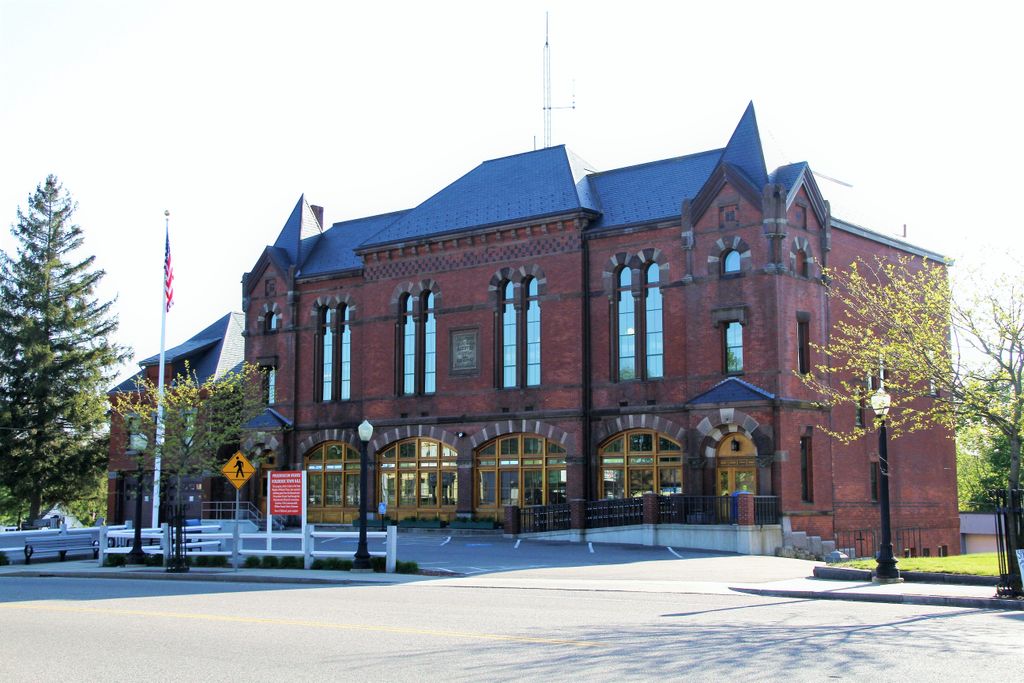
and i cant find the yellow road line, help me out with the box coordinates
[0,602,603,648]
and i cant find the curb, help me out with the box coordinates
[730,586,1024,611]
[0,569,405,586]
[814,566,1000,586]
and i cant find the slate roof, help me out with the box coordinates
[360,145,602,248]
[112,313,245,393]
[688,377,775,405]
[299,210,409,277]
[260,103,903,277]
[243,407,294,431]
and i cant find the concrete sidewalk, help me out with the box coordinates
[1,558,1020,611]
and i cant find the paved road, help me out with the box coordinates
[2,573,1021,680]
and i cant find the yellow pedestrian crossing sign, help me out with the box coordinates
[222,451,255,489]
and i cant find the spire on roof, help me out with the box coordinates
[272,195,323,266]
[720,102,769,189]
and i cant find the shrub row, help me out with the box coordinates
[101,552,418,574]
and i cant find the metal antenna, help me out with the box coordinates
[542,12,574,148]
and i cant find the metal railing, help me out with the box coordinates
[202,501,263,525]
[659,495,732,525]
[834,527,925,560]
[993,488,1023,597]
[585,498,643,528]
[520,504,571,533]
[754,496,780,524]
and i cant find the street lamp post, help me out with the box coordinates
[126,465,147,565]
[870,388,901,583]
[353,419,374,571]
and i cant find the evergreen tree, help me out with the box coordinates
[0,175,129,523]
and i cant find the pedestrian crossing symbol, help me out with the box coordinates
[222,451,255,489]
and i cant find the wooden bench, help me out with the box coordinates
[24,535,99,564]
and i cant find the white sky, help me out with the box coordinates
[2,1,1022,383]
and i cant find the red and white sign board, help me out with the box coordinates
[269,471,303,515]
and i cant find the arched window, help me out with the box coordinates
[501,282,517,388]
[474,434,567,516]
[722,250,741,274]
[644,264,663,379]
[320,308,334,401]
[599,430,683,498]
[424,293,436,394]
[264,311,278,333]
[378,437,457,520]
[401,295,416,395]
[497,277,542,389]
[398,290,437,396]
[318,305,352,402]
[795,249,809,278]
[526,278,541,386]
[617,268,636,380]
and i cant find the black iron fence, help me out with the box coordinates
[585,498,644,528]
[659,495,732,525]
[834,527,926,560]
[754,496,781,525]
[993,488,1023,598]
[520,503,571,533]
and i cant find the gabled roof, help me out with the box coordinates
[719,101,768,189]
[243,407,294,431]
[121,313,245,391]
[299,210,409,277]
[770,162,809,196]
[688,377,775,405]
[360,145,601,249]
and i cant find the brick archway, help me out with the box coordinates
[468,419,575,453]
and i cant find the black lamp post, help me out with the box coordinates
[870,388,901,582]
[126,465,147,565]
[353,419,374,571]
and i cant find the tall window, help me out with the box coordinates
[795,249,809,278]
[617,268,636,380]
[402,295,416,395]
[263,366,277,405]
[800,435,813,502]
[304,442,361,523]
[724,321,743,373]
[797,318,810,374]
[644,264,663,379]
[722,250,741,274]
[378,438,457,519]
[598,430,683,498]
[399,291,437,396]
[318,306,352,402]
[424,293,436,394]
[870,461,880,501]
[498,278,542,389]
[265,311,278,333]
[502,282,517,388]
[526,279,541,386]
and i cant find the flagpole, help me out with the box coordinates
[152,209,171,528]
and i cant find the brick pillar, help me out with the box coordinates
[504,505,520,535]
[737,493,755,526]
[570,498,587,530]
[642,492,660,525]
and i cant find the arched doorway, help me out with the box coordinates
[598,429,684,498]
[474,434,567,519]
[377,437,458,522]
[715,432,757,495]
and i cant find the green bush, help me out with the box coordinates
[145,554,164,567]
[244,555,262,568]
[396,560,419,574]
[105,553,127,567]
[279,556,302,569]
[260,555,280,568]
[193,555,229,568]
[370,556,386,572]
[0,552,8,566]
[319,557,352,571]
[310,558,325,570]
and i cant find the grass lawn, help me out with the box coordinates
[836,552,999,576]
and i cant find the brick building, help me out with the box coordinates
[117,104,959,554]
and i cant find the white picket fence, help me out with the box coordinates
[99,523,398,573]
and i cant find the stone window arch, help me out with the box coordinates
[707,236,752,277]
[789,237,814,278]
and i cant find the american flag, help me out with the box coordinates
[164,228,174,312]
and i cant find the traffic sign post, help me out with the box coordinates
[222,451,255,570]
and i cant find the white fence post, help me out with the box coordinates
[386,525,397,573]
[303,523,313,570]
[161,523,170,568]
[232,521,240,571]
[97,525,107,567]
